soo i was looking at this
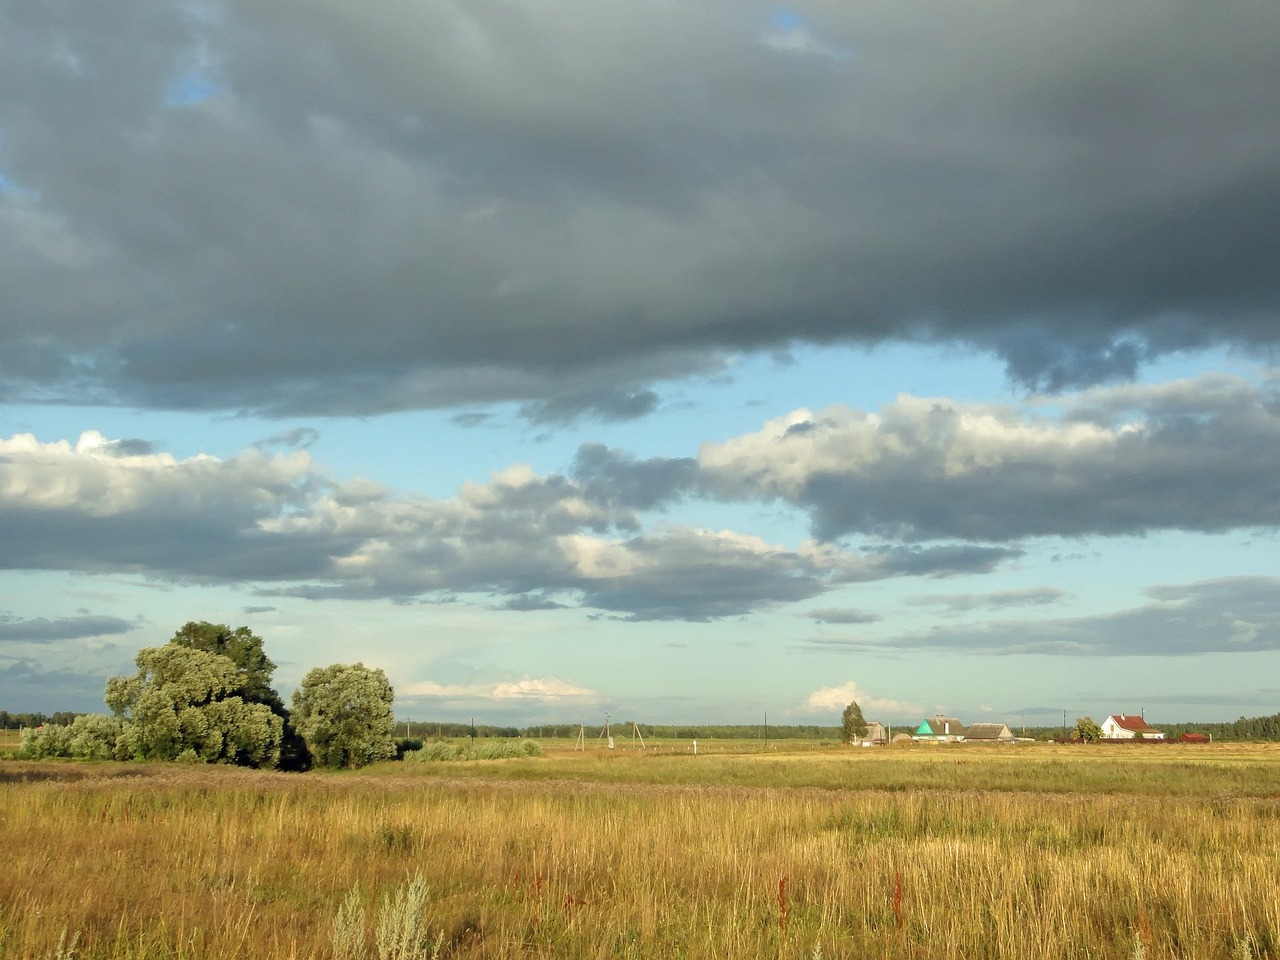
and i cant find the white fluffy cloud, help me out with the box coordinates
[403,677,597,702]
[803,681,919,718]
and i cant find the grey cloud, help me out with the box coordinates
[493,594,568,612]
[0,659,120,713]
[102,439,157,457]
[808,608,881,625]
[860,544,1023,579]
[2,3,1279,416]
[0,614,140,644]
[1007,706,1074,718]
[577,531,835,622]
[699,377,1280,542]
[523,389,660,426]
[571,443,697,513]
[805,577,1280,657]
[0,432,852,620]
[913,589,1068,614]
[253,428,320,451]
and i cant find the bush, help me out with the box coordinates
[18,714,128,761]
[403,739,542,763]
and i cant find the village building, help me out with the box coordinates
[858,721,888,745]
[965,722,1015,743]
[1100,714,1165,740]
[914,716,966,742]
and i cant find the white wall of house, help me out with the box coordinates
[1101,716,1135,739]
[1101,715,1165,740]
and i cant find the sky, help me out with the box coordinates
[3,1,1280,729]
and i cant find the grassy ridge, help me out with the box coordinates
[2,743,1278,959]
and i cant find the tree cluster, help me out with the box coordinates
[18,622,396,770]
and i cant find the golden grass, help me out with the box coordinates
[2,743,1278,959]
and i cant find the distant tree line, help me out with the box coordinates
[1024,714,1280,742]
[1158,714,1280,741]
[401,721,845,741]
[0,711,85,729]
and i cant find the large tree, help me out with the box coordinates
[291,663,396,769]
[170,621,307,768]
[105,644,283,766]
[842,700,869,742]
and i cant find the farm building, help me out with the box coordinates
[853,721,888,746]
[965,722,1015,742]
[1100,714,1165,740]
[914,716,966,742]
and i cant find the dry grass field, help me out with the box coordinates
[2,741,1278,959]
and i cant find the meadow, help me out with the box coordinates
[2,740,1278,960]
[0,730,20,756]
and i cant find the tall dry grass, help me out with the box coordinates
[1,745,1277,959]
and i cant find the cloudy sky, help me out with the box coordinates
[4,1,1280,728]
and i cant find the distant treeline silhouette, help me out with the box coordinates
[11,711,1280,742]
[0,710,83,729]
[399,721,843,741]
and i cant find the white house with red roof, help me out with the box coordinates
[1101,713,1165,740]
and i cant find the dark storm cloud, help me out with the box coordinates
[3,2,1278,417]
[0,614,140,644]
[803,577,1280,657]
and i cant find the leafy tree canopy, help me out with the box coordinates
[291,663,396,769]
[105,643,283,767]
[841,701,869,742]
[1073,716,1103,743]
[169,621,284,712]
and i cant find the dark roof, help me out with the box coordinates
[966,722,1014,740]
[920,716,966,737]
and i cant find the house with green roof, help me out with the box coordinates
[914,716,966,742]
